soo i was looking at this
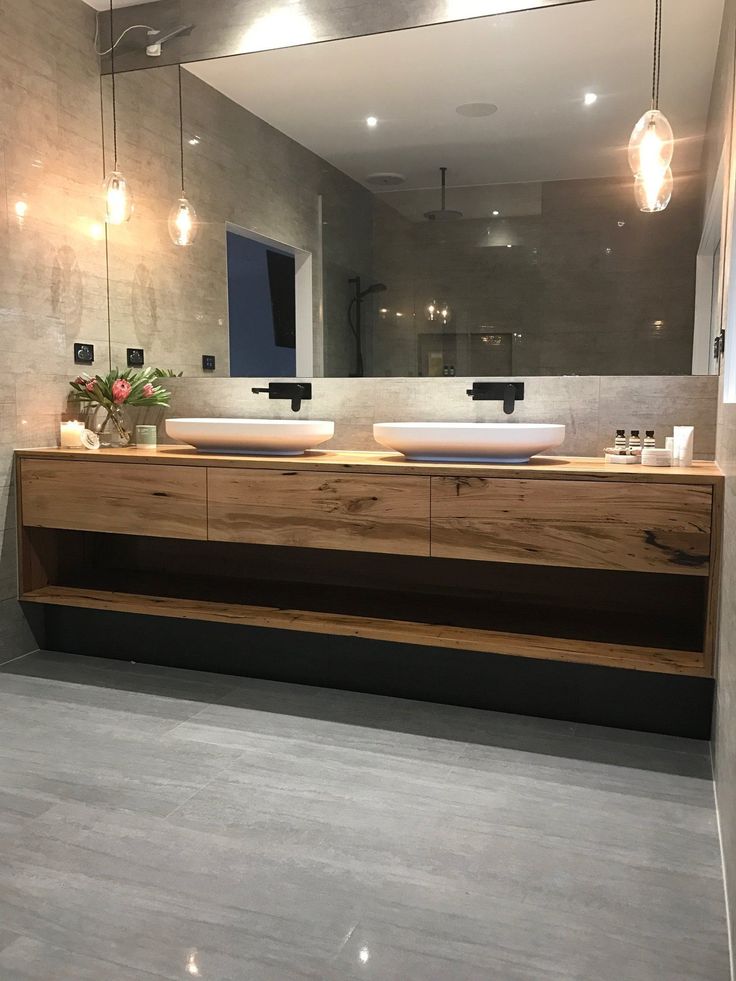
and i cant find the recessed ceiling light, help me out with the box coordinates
[583,92,598,106]
[456,103,498,117]
[492,209,500,216]
[188,135,201,146]
[366,115,378,128]
[506,243,512,248]
[365,172,406,186]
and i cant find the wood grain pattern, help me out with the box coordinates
[13,447,724,486]
[208,467,430,555]
[431,476,713,575]
[21,585,707,676]
[20,460,207,541]
[703,475,725,674]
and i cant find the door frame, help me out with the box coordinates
[692,145,726,375]
[226,222,314,377]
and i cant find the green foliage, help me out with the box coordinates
[151,368,184,378]
[69,367,172,409]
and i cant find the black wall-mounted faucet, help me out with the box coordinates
[466,381,525,415]
[252,381,312,412]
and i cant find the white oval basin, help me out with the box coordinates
[373,422,566,463]
[166,418,335,455]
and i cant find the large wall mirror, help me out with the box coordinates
[102,0,726,378]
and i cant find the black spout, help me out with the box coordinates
[252,382,312,413]
[466,381,525,415]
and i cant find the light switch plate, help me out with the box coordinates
[74,343,95,365]
[202,354,216,371]
[127,348,145,367]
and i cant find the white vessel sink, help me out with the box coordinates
[373,422,566,463]
[166,418,335,455]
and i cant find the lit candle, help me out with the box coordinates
[60,420,85,448]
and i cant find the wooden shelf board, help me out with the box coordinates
[21,585,709,677]
[14,446,724,486]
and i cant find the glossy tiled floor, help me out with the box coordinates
[0,650,729,980]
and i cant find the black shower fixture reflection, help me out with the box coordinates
[347,276,387,377]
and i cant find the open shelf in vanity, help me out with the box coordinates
[15,447,724,679]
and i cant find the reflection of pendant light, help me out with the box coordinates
[168,66,198,247]
[426,299,451,325]
[628,0,673,212]
[103,0,133,224]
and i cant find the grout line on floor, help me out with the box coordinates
[162,753,247,822]
[0,647,39,669]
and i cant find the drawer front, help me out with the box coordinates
[431,476,712,575]
[21,460,207,540]
[208,468,430,556]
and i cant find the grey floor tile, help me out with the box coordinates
[0,716,244,817]
[0,934,170,980]
[0,651,728,980]
[0,928,20,954]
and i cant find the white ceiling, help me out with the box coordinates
[187,0,725,203]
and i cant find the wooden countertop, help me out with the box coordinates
[15,446,724,485]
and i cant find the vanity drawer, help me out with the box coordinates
[208,467,430,555]
[430,476,712,575]
[20,460,207,540]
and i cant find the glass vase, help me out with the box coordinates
[97,405,132,447]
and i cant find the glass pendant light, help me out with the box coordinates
[634,165,673,213]
[628,0,674,212]
[168,66,198,247]
[103,0,133,224]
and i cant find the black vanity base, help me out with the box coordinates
[44,606,714,740]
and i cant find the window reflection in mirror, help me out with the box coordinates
[101,0,727,377]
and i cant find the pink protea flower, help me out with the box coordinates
[74,376,86,385]
[111,378,132,404]
[85,380,96,393]
[141,383,155,398]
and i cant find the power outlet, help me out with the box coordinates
[202,354,216,371]
[127,348,145,367]
[74,343,95,365]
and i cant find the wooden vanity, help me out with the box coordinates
[15,447,723,680]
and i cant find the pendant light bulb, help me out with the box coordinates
[170,66,198,248]
[104,1,133,226]
[104,169,133,225]
[629,0,674,211]
[634,165,673,213]
[627,109,674,177]
[168,196,198,247]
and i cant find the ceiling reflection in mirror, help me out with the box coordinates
[102,0,726,377]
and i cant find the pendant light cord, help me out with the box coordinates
[109,0,118,168]
[178,65,186,194]
[651,0,662,109]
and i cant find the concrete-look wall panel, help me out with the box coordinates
[156,374,718,458]
[0,0,109,656]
